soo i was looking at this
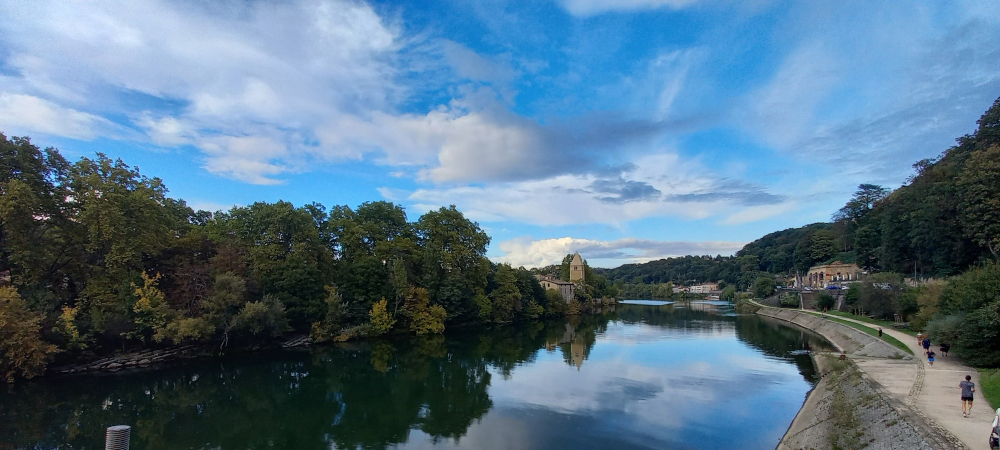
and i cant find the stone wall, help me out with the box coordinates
[756,305,969,449]
[755,306,907,359]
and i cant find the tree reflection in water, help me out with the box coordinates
[0,304,830,450]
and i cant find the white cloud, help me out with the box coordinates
[559,0,701,16]
[722,201,798,225]
[494,236,745,268]
[1,0,401,184]
[395,152,787,227]
[0,93,127,140]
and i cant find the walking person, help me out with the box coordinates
[940,342,950,357]
[927,349,935,367]
[917,332,923,346]
[960,374,975,418]
[878,327,883,338]
[922,337,931,355]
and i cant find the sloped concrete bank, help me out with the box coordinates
[752,304,967,449]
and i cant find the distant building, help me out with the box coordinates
[537,276,574,303]
[672,285,687,294]
[689,283,718,294]
[570,252,586,283]
[806,261,862,288]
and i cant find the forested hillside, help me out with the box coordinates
[602,97,1000,286]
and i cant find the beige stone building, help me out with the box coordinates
[537,276,574,303]
[689,283,719,294]
[806,261,862,288]
[570,252,586,283]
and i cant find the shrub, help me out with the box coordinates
[402,288,446,335]
[815,292,835,310]
[0,287,57,382]
[369,298,396,335]
[232,296,288,339]
[155,317,214,344]
[753,276,776,298]
[936,262,1000,366]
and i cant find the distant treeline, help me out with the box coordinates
[0,135,615,382]
[601,98,1000,286]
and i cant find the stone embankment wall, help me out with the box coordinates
[757,306,967,450]
[756,306,907,359]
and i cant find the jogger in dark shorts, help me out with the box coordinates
[959,375,975,417]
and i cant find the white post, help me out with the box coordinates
[105,425,130,450]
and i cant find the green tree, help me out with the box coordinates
[815,292,835,311]
[958,144,1000,258]
[0,287,57,382]
[544,289,567,316]
[490,264,519,324]
[417,206,490,322]
[752,276,776,299]
[231,295,288,339]
[402,288,446,335]
[128,272,172,343]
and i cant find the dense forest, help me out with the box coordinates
[0,136,616,382]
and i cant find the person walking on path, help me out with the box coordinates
[917,332,923,346]
[940,342,950,356]
[922,337,931,355]
[959,374,975,418]
[927,349,935,366]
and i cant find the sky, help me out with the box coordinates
[1,0,998,269]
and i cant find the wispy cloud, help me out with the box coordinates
[558,0,701,17]
[494,236,745,268]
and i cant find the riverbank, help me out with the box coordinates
[750,302,971,449]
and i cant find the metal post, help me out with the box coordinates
[105,425,130,450]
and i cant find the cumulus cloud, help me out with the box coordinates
[494,236,745,268]
[0,0,400,184]
[0,93,130,140]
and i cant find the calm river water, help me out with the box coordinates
[1,301,831,450]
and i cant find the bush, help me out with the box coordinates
[753,276,776,298]
[368,298,396,335]
[402,288,446,335]
[937,262,1000,366]
[815,292,835,310]
[232,296,288,339]
[155,317,214,344]
[544,289,567,316]
[925,315,963,348]
[0,287,57,382]
[779,293,799,308]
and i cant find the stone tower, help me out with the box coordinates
[570,252,586,283]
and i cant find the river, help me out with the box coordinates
[1,301,831,450]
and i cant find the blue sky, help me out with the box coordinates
[1,0,998,268]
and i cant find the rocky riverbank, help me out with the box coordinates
[755,304,969,450]
[47,335,313,375]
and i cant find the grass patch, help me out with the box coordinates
[978,368,1000,411]
[821,310,918,337]
[806,311,914,355]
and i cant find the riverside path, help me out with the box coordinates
[816,312,992,450]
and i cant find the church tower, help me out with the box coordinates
[570,252,586,283]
